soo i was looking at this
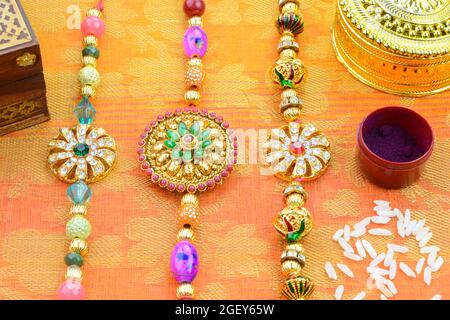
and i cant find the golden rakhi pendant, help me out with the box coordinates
[48,124,117,184]
[138,108,237,193]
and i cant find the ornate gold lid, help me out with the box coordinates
[339,0,450,57]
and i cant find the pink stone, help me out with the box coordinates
[188,185,196,193]
[233,150,238,157]
[165,111,173,117]
[141,162,149,170]
[198,183,206,191]
[57,280,85,300]
[137,148,144,154]
[176,108,182,114]
[146,168,153,176]
[214,176,221,183]
[206,180,215,188]
[209,112,216,118]
[177,184,186,192]
[184,26,208,58]
[191,107,199,113]
[168,183,176,191]
[289,142,305,155]
[152,174,160,182]
[160,179,168,187]
[138,140,145,146]
[201,109,208,115]
[145,126,151,132]
[226,165,234,172]
[221,171,229,178]
[223,122,230,129]
[150,121,157,127]
[216,116,223,123]
[138,155,146,162]
[81,16,105,38]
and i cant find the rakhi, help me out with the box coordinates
[137,0,237,300]
[265,0,332,300]
[47,1,117,300]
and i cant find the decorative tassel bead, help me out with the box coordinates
[81,16,105,38]
[177,283,195,300]
[183,0,205,17]
[277,12,304,36]
[185,65,204,89]
[171,241,199,283]
[58,280,85,300]
[70,239,89,256]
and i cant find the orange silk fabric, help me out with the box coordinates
[0,0,448,300]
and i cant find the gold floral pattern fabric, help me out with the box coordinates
[0,0,448,300]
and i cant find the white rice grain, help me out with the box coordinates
[405,220,416,236]
[371,216,391,224]
[415,257,425,275]
[369,253,386,267]
[420,246,440,254]
[399,262,416,278]
[344,225,351,242]
[332,229,344,241]
[385,279,398,295]
[352,291,366,300]
[389,260,397,280]
[431,294,442,300]
[419,232,433,248]
[367,266,389,276]
[377,210,396,218]
[374,278,394,298]
[397,220,405,238]
[416,227,430,242]
[354,217,372,229]
[374,200,390,207]
[374,205,389,212]
[384,249,394,267]
[350,228,366,238]
[334,285,344,300]
[337,263,354,278]
[427,251,437,267]
[369,228,392,236]
[338,238,354,253]
[424,267,432,286]
[412,219,425,235]
[344,251,363,262]
[362,239,377,259]
[355,240,366,258]
[431,256,444,272]
[388,244,409,254]
[325,262,338,280]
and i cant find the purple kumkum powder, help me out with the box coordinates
[364,124,425,163]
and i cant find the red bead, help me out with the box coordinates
[183,0,205,17]
[81,16,105,38]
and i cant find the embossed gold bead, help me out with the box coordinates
[286,243,304,253]
[286,193,306,208]
[177,283,194,299]
[181,194,199,207]
[185,65,204,89]
[281,89,297,99]
[185,90,201,105]
[70,205,87,216]
[189,16,203,27]
[272,56,305,88]
[87,8,103,18]
[283,107,301,121]
[178,205,200,228]
[83,35,98,47]
[69,238,88,256]
[281,260,302,277]
[279,0,299,11]
[82,56,97,67]
[65,265,83,281]
[79,65,101,87]
[281,2,299,13]
[81,85,96,98]
[280,48,297,59]
[177,227,195,241]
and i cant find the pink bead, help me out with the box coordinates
[81,16,105,38]
[57,280,85,300]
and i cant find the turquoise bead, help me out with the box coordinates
[64,252,84,267]
[66,215,91,240]
[74,96,96,124]
[189,122,201,136]
[82,46,100,59]
[67,181,92,205]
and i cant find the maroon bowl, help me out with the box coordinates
[357,106,434,189]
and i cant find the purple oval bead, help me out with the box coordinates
[183,26,208,58]
[170,241,199,283]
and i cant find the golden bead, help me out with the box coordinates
[87,8,103,18]
[281,260,302,277]
[281,2,299,14]
[285,243,304,254]
[181,193,199,207]
[283,107,301,121]
[69,238,88,256]
[188,57,203,68]
[185,90,201,106]
[280,48,297,59]
[272,56,304,88]
[279,0,299,11]
[83,35,98,47]
[79,65,101,87]
[286,193,306,208]
[65,265,82,281]
[70,205,87,216]
[281,34,295,43]
[178,205,200,228]
[81,85,96,98]
[177,283,194,299]
[82,56,97,67]
[185,65,204,89]
[177,227,195,241]
[189,16,203,27]
[282,89,297,99]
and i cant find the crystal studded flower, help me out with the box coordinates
[48,124,117,183]
[265,122,331,181]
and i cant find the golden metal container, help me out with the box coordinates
[332,0,450,96]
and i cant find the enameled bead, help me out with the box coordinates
[183,0,205,17]
[57,280,86,300]
[184,26,208,58]
[170,241,199,283]
[81,16,105,38]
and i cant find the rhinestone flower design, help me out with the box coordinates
[265,122,331,181]
[48,124,117,183]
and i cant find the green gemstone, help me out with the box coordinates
[164,140,177,149]
[73,143,90,157]
[74,96,96,124]
[183,150,193,162]
[178,122,188,136]
[281,79,294,88]
[64,252,84,267]
[82,46,100,59]
[189,122,201,136]
[166,129,180,142]
[194,148,203,158]
[199,129,211,141]
[172,149,183,159]
[286,231,300,243]
[201,140,212,149]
